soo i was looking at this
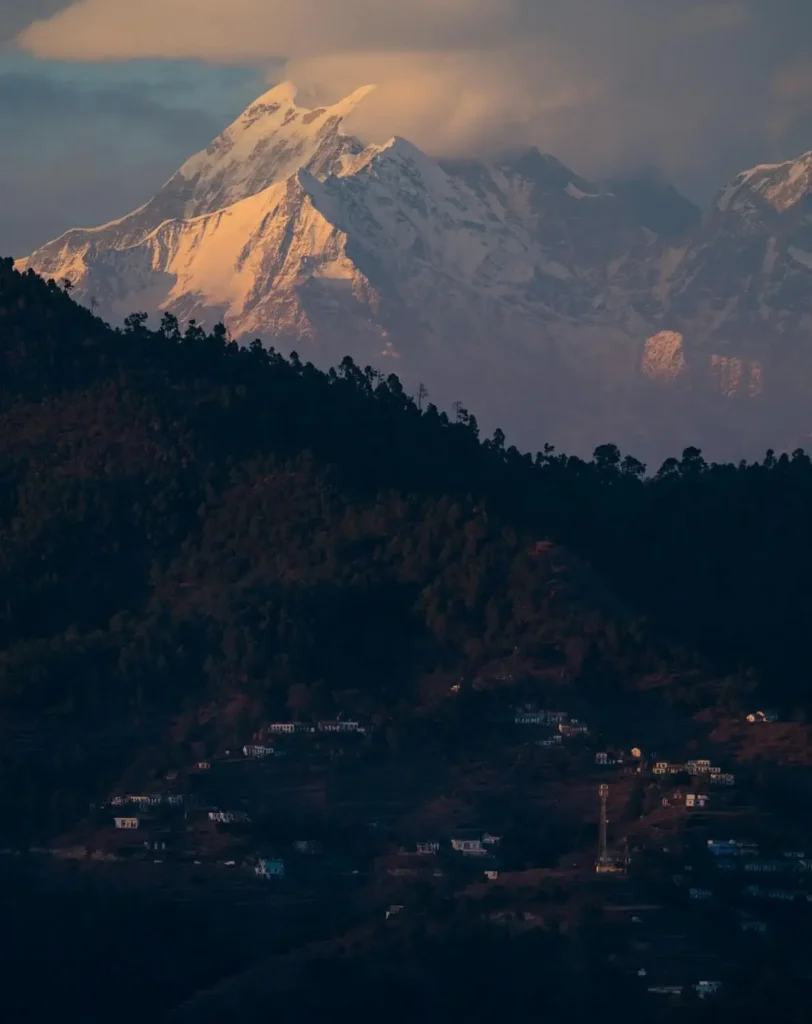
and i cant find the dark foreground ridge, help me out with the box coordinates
[2,259,812,1021]
[3,259,811,717]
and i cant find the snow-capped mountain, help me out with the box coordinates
[638,152,812,403]
[16,82,371,290]
[16,84,812,460]
[18,82,651,357]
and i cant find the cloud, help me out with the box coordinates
[14,0,812,197]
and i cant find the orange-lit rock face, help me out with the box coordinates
[709,354,763,398]
[642,331,687,383]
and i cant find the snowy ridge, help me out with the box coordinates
[171,81,376,218]
[715,151,812,213]
[16,82,812,458]
[16,81,374,282]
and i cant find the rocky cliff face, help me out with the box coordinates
[16,85,812,460]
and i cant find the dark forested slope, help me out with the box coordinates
[2,256,812,739]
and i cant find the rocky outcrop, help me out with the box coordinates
[642,331,688,384]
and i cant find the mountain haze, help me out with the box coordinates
[18,84,812,460]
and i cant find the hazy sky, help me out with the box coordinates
[3,0,811,255]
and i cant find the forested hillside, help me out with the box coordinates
[2,256,812,736]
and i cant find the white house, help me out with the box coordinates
[416,841,440,855]
[243,744,274,758]
[451,837,487,856]
[515,710,568,726]
[317,720,365,733]
[208,811,250,824]
[743,861,781,873]
[114,816,139,829]
[515,711,546,725]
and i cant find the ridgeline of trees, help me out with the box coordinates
[1,257,812,729]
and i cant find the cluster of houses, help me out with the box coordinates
[112,791,185,828]
[653,759,735,785]
[242,744,277,758]
[514,707,589,742]
[386,831,502,882]
[709,841,812,877]
[686,841,812,905]
[242,722,368,757]
[398,831,502,858]
[111,793,184,808]
[660,790,712,809]
[647,980,722,999]
[260,720,367,736]
[514,708,568,726]
[595,751,624,765]
[707,838,759,857]
[450,832,502,856]
[596,747,642,766]
[744,884,812,902]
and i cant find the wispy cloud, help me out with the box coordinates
[14,0,812,197]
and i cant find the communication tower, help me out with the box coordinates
[595,783,624,873]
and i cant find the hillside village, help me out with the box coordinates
[5,266,812,1019]
[7,692,812,1007]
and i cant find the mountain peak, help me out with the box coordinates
[249,79,300,107]
[498,146,597,197]
[16,81,374,280]
[173,82,376,211]
[326,83,378,118]
[716,150,812,214]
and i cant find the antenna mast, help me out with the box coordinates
[595,784,625,873]
[598,783,609,866]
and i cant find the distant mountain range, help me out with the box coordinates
[17,82,812,461]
